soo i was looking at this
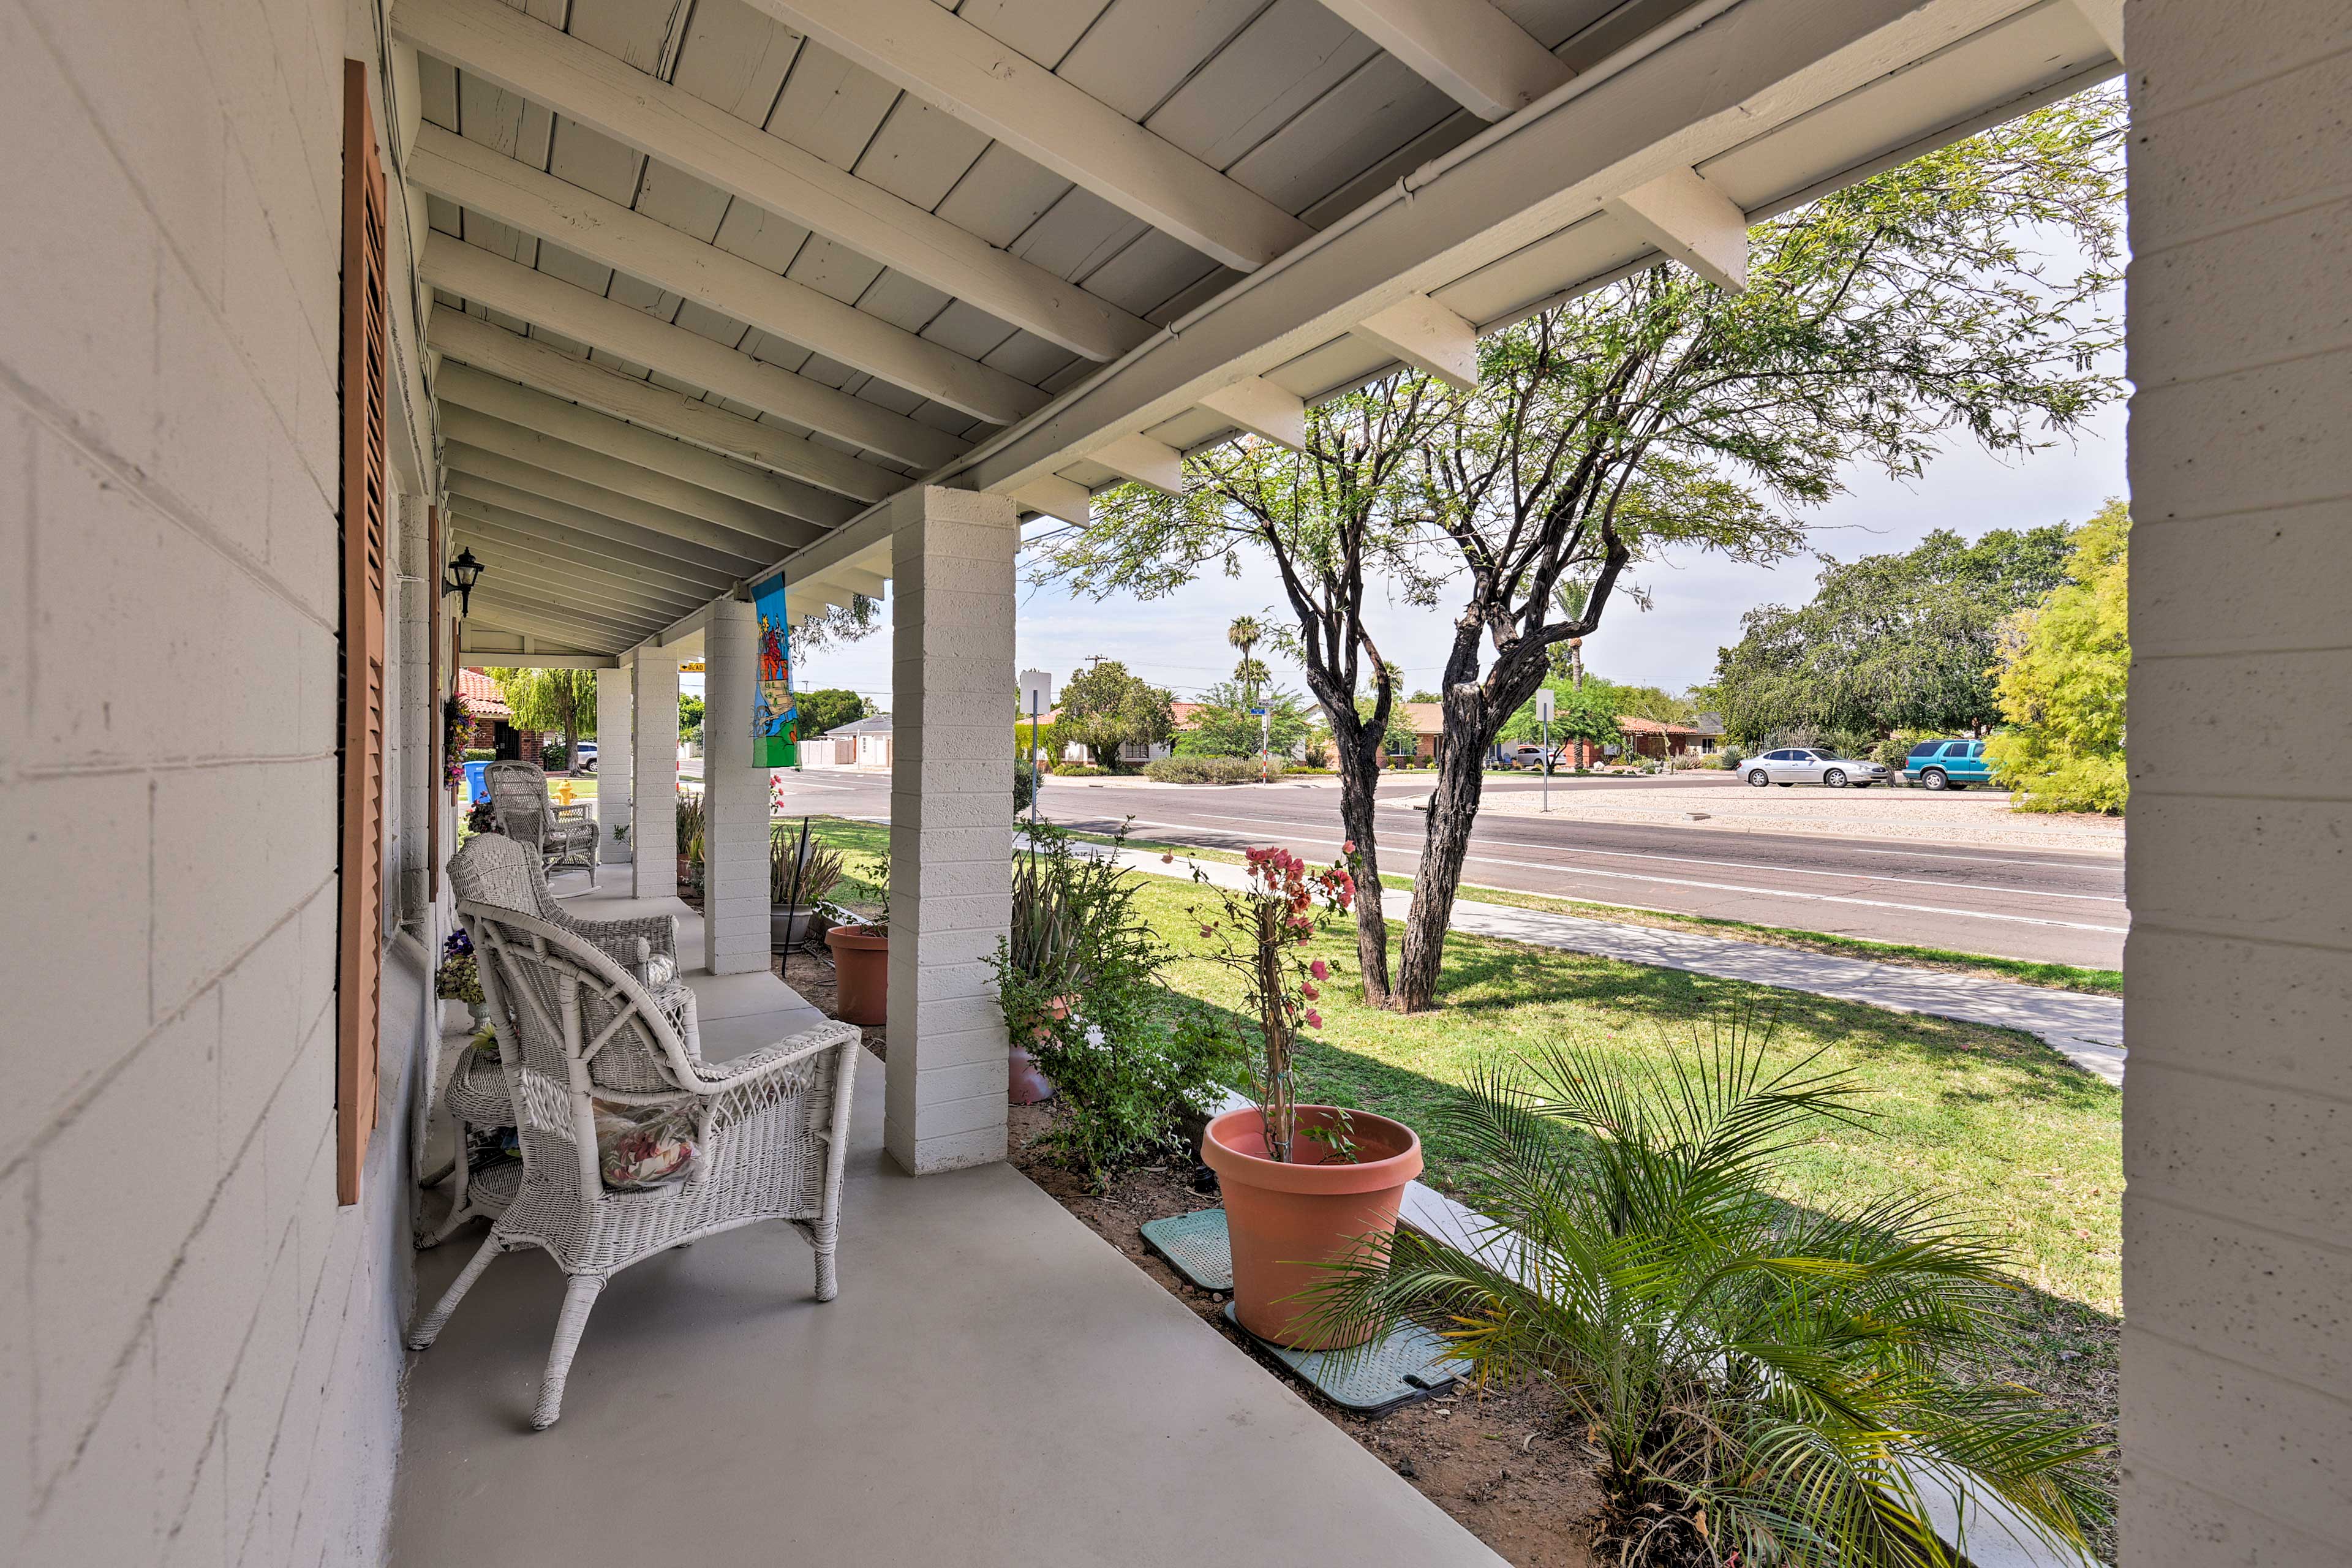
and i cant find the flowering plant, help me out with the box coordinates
[435,929,484,1005]
[1189,846,1354,1163]
[465,793,499,837]
[442,696,473,790]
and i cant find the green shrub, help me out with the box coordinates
[1014,755,1039,814]
[1053,762,1109,777]
[540,744,569,771]
[1144,755,1265,784]
[461,747,494,762]
[1303,1015,2112,1565]
[993,826,1238,1183]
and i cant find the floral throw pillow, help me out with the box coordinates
[592,1099,699,1190]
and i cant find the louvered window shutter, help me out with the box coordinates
[428,504,443,902]
[336,58,389,1207]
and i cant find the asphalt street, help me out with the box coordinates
[767,768,2127,969]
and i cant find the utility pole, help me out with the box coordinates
[1537,687,1556,813]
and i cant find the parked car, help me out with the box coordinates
[1743,748,1893,788]
[572,741,598,774]
[1902,737,1992,790]
[1503,743,1561,771]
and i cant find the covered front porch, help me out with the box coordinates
[398,880,1496,1565]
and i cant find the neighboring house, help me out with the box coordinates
[1616,715,1703,760]
[457,668,543,765]
[1036,701,1205,766]
[823,713,895,771]
[1691,713,1727,754]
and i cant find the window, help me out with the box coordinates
[1943,742,1973,758]
[1910,741,1942,758]
[1763,749,1793,761]
[336,58,388,1207]
[1967,742,1986,758]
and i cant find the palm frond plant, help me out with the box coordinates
[1297,1009,2113,1566]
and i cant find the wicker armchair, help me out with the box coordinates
[409,867,861,1429]
[417,835,700,1250]
[484,759,600,889]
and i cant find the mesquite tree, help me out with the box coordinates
[1385,92,2121,1008]
[1041,380,1448,1004]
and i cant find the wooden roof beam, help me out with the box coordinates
[1605,167,1749,292]
[1090,434,1184,494]
[1352,295,1479,393]
[440,404,812,545]
[1314,0,1572,121]
[412,126,1048,428]
[1008,475,1090,527]
[429,311,892,502]
[424,236,962,472]
[433,360,857,525]
[444,501,747,595]
[445,472,772,578]
[444,526,715,615]
[393,0,1152,361]
[1196,377,1306,451]
[747,0,1313,273]
[445,440,818,557]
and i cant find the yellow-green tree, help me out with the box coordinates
[1984,499,2129,813]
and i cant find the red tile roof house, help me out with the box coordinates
[453,666,543,765]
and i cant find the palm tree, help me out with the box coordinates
[1301,1014,2113,1566]
[1228,616,1266,703]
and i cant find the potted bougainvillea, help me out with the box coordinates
[1193,847,1423,1349]
[435,929,490,1030]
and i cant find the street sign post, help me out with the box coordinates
[1020,669,1053,832]
[1536,688,1556,813]
[1250,706,1270,780]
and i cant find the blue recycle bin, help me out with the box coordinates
[465,760,491,804]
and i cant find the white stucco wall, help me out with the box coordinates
[0,1,437,1561]
[2124,1,2352,1562]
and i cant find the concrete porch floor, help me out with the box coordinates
[394,871,1503,1566]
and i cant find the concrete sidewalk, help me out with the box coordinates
[1086,845,2126,1086]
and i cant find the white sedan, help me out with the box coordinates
[1743,748,1893,788]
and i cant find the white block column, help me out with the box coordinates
[885,485,1020,1175]
[2124,3,2352,1562]
[596,662,633,864]
[630,645,679,900]
[702,599,769,974]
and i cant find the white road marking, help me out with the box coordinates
[1095,814,2126,934]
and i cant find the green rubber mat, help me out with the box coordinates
[1139,1207,1235,1291]
[1140,1208,1461,1413]
[1222,1303,1461,1414]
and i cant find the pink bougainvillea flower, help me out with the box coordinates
[1160,851,1174,864]
[1310,959,1329,980]
[1303,1009,1323,1029]
[1301,981,1318,1001]
[1344,839,1357,854]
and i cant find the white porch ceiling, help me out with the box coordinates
[402,0,2117,659]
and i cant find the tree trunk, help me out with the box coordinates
[562,707,580,774]
[1395,688,1491,1011]
[1335,733,1393,1008]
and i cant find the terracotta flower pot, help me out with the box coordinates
[1008,995,1071,1105]
[825,923,888,1026]
[1201,1104,1423,1349]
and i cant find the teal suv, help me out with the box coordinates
[1904,739,1992,790]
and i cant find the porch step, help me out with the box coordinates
[1141,1207,1461,1414]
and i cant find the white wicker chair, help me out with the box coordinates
[410,863,861,1429]
[484,758,600,890]
[417,835,701,1250]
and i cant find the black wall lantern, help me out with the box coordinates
[443,547,485,617]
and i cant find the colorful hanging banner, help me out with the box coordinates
[752,576,797,768]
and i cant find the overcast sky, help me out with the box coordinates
[775,383,2125,710]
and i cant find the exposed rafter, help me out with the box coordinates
[1605,167,1749,292]
[434,361,858,526]
[2070,0,2122,59]
[746,0,1313,273]
[466,560,704,622]
[1313,0,1572,121]
[1352,295,1479,393]
[1008,475,1090,527]
[424,236,963,472]
[453,638,619,669]
[445,524,715,614]
[429,312,893,502]
[410,126,1049,428]
[445,440,817,558]
[445,473,771,578]
[440,405,809,546]
[467,589,638,646]
[392,0,1152,361]
[1090,434,1184,493]
[445,503,742,595]
[1196,377,1306,451]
